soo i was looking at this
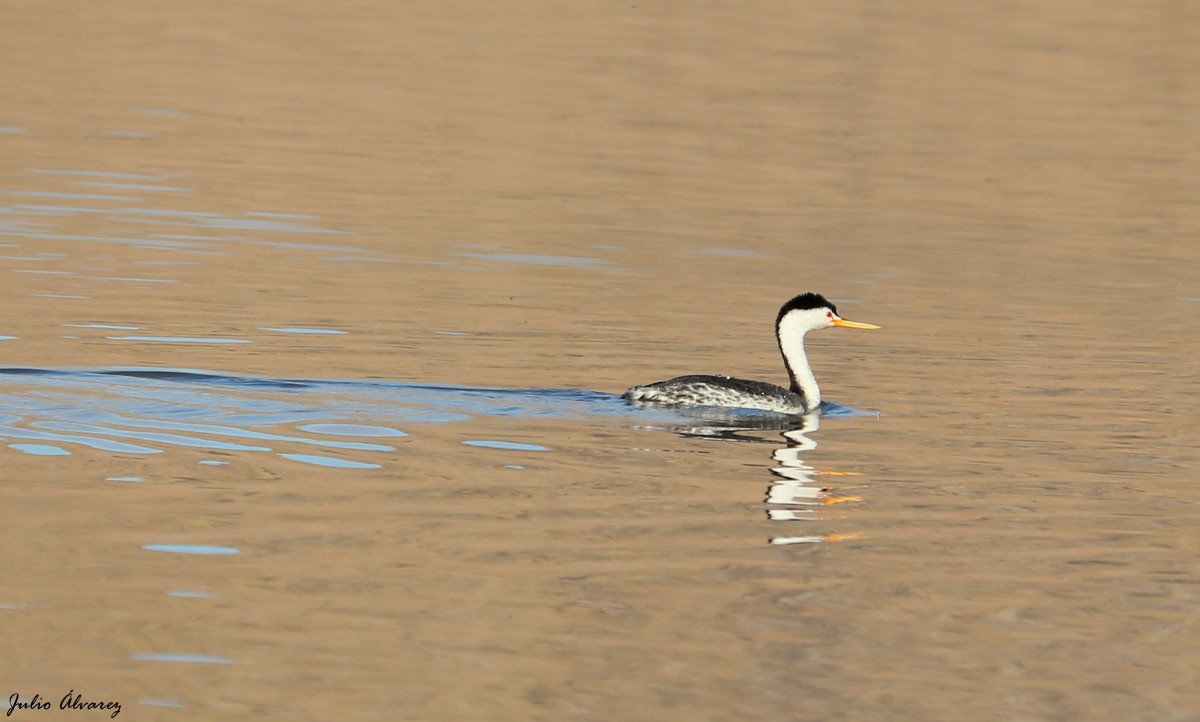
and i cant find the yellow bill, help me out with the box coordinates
[832,317,881,330]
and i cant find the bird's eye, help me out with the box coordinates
[826,311,833,318]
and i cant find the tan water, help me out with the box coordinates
[2,1,1198,720]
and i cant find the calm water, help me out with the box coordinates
[2,1,1199,720]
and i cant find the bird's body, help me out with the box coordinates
[622,375,805,414]
[622,292,878,415]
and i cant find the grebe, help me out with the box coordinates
[623,292,879,414]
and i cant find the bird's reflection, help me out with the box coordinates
[765,413,862,545]
[653,404,869,546]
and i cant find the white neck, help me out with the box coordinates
[777,315,820,412]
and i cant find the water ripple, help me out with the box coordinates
[0,366,865,467]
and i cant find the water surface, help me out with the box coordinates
[1,2,1198,721]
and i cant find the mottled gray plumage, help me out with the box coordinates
[622,374,809,415]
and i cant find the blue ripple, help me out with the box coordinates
[32,421,273,451]
[279,453,382,469]
[107,336,251,344]
[131,652,236,664]
[259,327,348,334]
[8,443,70,456]
[0,425,163,454]
[298,423,406,437]
[143,544,240,555]
[462,440,549,451]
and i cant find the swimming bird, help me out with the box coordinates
[623,292,879,415]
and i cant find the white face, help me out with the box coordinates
[779,303,881,339]
[780,307,837,337]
